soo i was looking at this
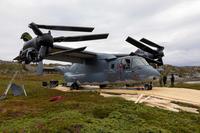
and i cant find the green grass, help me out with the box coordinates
[0,63,24,74]
[174,83,200,90]
[0,74,200,132]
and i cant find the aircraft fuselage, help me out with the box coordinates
[62,54,160,85]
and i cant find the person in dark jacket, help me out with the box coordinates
[163,75,167,86]
[159,75,163,87]
[170,74,175,87]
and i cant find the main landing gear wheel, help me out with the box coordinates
[144,83,152,90]
[99,84,107,89]
[70,81,80,90]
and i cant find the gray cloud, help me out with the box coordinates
[0,0,199,66]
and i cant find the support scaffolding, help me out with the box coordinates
[0,71,27,100]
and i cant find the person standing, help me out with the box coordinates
[163,75,167,86]
[159,75,163,87]
[170,74,175,87]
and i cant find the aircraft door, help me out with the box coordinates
[119,57,132,80]
[107,61,120,82]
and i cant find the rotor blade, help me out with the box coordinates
[49,47,87,56]
[126,36,158,55]
[53,33,109,42]
[36,61,43,75]
[156,58,163,65]
[29,22,43,36]
[36,24,94,32]
[140,38,164,50]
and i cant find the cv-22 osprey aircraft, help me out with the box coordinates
[14,22,164,89]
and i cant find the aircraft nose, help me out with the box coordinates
[134,65,160,80]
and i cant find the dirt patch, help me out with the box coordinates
[101,87,200,106]
[53,86,200,113]
[100,87,200,114]
[101,93,199,113]
[53,85,71,92]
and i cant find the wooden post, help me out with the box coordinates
[22,85,27,96]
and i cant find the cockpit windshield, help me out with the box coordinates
[132,56,148,67]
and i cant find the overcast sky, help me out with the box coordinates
[0,0,200,66]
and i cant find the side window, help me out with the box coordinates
[109,62,116,71]
[111,64,115,69]
[125,59,130,69]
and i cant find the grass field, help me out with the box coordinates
[0,73,200,132]
[175,82,200,90]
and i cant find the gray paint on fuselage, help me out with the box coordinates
[61,53,160,85]
[65,58,108,83]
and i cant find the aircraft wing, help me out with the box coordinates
[45,45,97,63]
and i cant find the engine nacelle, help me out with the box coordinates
[19,48,39,64]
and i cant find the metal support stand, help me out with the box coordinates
[0,71,27,101]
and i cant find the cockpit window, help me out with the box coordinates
[132,56,148,67]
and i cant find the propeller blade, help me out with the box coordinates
[36,61,43,75]
[29,22,43,36]
[36,24,94,32]
[140,38,164,50]
[156,58,163,65]
[126,36,158,55]
[49,47,87,56]
[53,33,109,42]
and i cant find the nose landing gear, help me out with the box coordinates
[70,80,81,90]
[144,82,152,90]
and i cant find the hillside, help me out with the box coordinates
[0,74,200,132]
[0,60,66,74]
[0,62,200,132]
[163,64,200,78]
[0,60,200,76]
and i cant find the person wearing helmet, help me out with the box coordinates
[20,32,32,42]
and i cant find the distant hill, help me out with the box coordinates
[163,64,200,77]
[0,60,14,64]
[0,59,199,77]
[0,63,24,74]
[0,59,69,75]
